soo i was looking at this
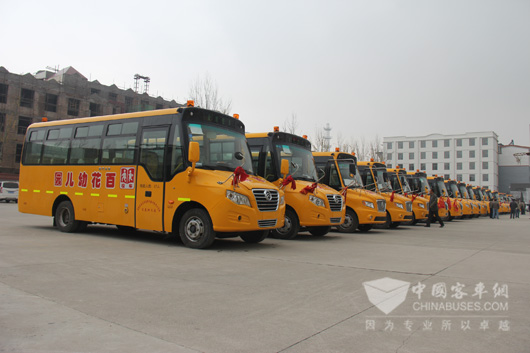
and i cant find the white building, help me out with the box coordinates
[498,144,530,200]
[383,132,499,191]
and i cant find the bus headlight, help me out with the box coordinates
[226,190,251,207]
[395,202,404,209]
[362,200,375,209]
[309,195,325,207]
[280,195,285,205]
[418,203,425,209]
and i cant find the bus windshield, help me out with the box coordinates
[373,168,391,192]
[399,175,412,193]
[187,123,253,173]
[448,183,459,198]
[337,160,363,187]
[275,143,317,182]
[458,185,469,199]
[437,180,449,197]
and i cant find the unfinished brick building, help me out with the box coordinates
[0,66,182,180]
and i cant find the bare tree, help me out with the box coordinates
[310,127,327,152]
[282,113,299,134]
[188,73,232,114]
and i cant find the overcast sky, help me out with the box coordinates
[3,0,529,146]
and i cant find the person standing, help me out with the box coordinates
[491,199,500,219]
[425,189,444,228]
[510,199,518,219]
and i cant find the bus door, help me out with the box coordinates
[136,126,169,231]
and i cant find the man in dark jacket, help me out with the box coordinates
[425,189,444,228]
[510,199,518,219]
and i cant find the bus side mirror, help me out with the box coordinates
[187,142,200,177]
[281,159,290,177]
[349,164,356,175]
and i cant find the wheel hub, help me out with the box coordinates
[186,217,204,241]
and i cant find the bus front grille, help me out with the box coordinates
[330,217,342,224]
[252,189,280,212]
[258,219,277,228]
[326,194,343,212]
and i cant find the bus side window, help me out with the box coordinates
[328,164,341,189]
[140,128,167,181]
[170,125,184,176]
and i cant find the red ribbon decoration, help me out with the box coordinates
[453,199,459,211]
[232,166,248,186]
[300,182,317,195]
[390,191,395,202]
[281,175,296,190]
[404,192,408,197]
[411,194,417,202]
[447,197,452,210]
[341,187,348,201]
[438,198,446,209]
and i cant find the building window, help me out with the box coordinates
[457,150,462,158]
[44,93,58,112]
[68,98,80,116]
[420,140,426,148]
[409,164,414,171]
[397,141,403,149]
[432,140,438,148]
[432,152,438,159]
[469,162,475,170]
[15,144,23,163]
[457,174,462,181]
[444,163,450,170]
[482,150,488,158]
[444,139,450,147]
[469,138,476,146]
[18,116,33,134]
[444,174,450,180]
[432,163,438,170]
[469,150,475,158]
[108,92,118,101]
[398,153,403,160]
[409,152,414,159]
[444,151,450,159]
[90,88,101,95]
[483,161,489,169]
[457,162,462,170]
[20,88,34,108]
[421,152,426,159]
[456,139,462,147]
[420,163,426,170]
[483,174,489,182]
[409,141,414,148]
[125,96,134,112]
[0,113,4,132]
[469,174,475,182]
[156,103,164,110]
[0,83,8,103]
[140,100,150,111]
[387,153,392,160]
[387,142,393,150]
[89,103,101,117]
[482,137,489,146]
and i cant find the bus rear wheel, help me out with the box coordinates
[337,209,359,233]
[179,209,216,249]
[55,201,82,233]
[240,230,269,243]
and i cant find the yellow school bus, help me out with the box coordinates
[406,171,448,220]
[313,151,387,232]
[246,130,345,239]
[465,184,484,217]
[357,161,413,228]
[427,176,456,220]
[18,104,285,249]
[472,186,490,216]
[387,167,428,224]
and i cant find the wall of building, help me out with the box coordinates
[0,66,181,178]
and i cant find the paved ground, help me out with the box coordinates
[0,202,529,353]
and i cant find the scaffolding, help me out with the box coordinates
[134,74,150,94]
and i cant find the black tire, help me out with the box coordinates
[240,230,269,243]
[383,211,392,229]
[337,208,359,233]
[358,224,373,232]
[410,212,418,225]
[271,208,300,240]
[179,208,216,249]
[116,225,136,233]
[390,222,400,229]
[55,200,82,233]
[309,226,331,236]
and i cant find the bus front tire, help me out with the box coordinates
[271,208,299,240]
[358,224,373,232]
[55,201,82,233]
[309,226,330,236]
[337,209,358,233]
[179,209,216,249]
[240,230,269,243]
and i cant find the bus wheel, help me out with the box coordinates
[390,222,400,229]
[179,209,216,249]
[240,230,269,243]
[55,201,82,233]
[410,213,418,225]
[337,209,358,233]
[383,211,392,229]
[271,208,299,240]
[309,226,330,236]
[358,224,373,232]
